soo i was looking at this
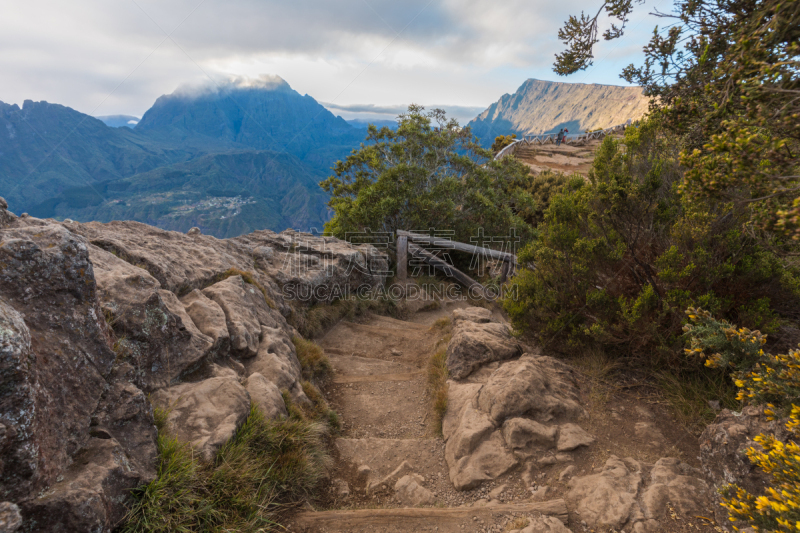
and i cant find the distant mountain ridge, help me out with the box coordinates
[0,77,361,237]
[469,79,650,145]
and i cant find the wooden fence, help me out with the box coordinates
[396,230,517,295]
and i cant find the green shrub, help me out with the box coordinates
[504,117,800,369]
[491,134,517,154]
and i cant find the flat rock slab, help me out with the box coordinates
[292,500,569,533]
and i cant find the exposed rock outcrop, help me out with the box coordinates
[699,406,783,528]
[0,203,388,532]
[441,308,590,490]
[566,456,710,531]
[446,313,522,380]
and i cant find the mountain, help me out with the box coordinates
[0,77,368,237]
[96,115,140,128]
[469,79,650,145]
[0,100,196,212]
[28,150,330,237]
[135,76,364,173]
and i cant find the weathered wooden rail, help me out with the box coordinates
[396,230,517,295]
[494,119,634,160]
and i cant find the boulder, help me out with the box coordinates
[556,423,595,451]
[445,403,495,466]
[446,321,522,379]
[451,307,493,325]
[181,289,230,354]
[477,355,583,424]
[245,373,288,419]
[202,275,272,358]
[0,502,22,532]
[566,456,643,529]
[699,406,782,527]
[448,431,518,490]
[245,325,309,406]
[502,418,557,451]
[20,437,148,533]
[640,458,710,520]
[441,382,483,441]
[394,475,435,506]
[0,226,117,500]
[150,376,251,462]
[89,245,213,390]
[567,455,711,530]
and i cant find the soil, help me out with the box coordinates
[514,139,604,176]
[287,297,725,533]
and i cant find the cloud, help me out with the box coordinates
[321,101,487,124]
[0,0,662,117]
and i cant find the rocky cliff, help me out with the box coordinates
[469,79,650,144]
[0,197,387,532]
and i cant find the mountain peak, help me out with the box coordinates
[168,75,293,102]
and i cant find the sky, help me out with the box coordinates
[0,0,668,125]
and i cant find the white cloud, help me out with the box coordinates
[0,0,665,118]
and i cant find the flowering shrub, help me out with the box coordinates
[685,307,800,531]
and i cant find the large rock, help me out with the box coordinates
[245,373,288,419]
[181,289,230,354]
[89,245,213,390]
[20,437,149,533]
[442,353,589,491]
[202,275,272,358]
[0,226,116,499]
[394,475,435,506]
[699,406,783,528]
[448,431,518,490]
[567,455,711,530]
[446,319,522,380]
[0,224,156,532]
[477,355,583,424]
[245,325,309,405]
[150,376,251,462]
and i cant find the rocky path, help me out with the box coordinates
[290,306,571,533]
[290,303,723,533]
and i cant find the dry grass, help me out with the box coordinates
[212,268,276,309]
[429,316,451,332]
[504,516,530,531]
[656,370,737,433]
[292,337,332,383]
[290,296,404,339]
[570,348,621,411]
[427,348,450,435]
[121,404,330,532]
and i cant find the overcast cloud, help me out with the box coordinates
[0,0,667,124]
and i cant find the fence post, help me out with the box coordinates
[397,234,408,280]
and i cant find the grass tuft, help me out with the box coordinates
[292,337,332,382]
[427,348,450,435]
[657,370,738,432]
[122,403,331,532]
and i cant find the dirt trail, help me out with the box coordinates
[290,300,717,533]
[514,139,604,175]
[290,302,574,533]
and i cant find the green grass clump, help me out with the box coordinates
[121,404,329,532]
[427,348,449,435]
[292,337,332,382]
